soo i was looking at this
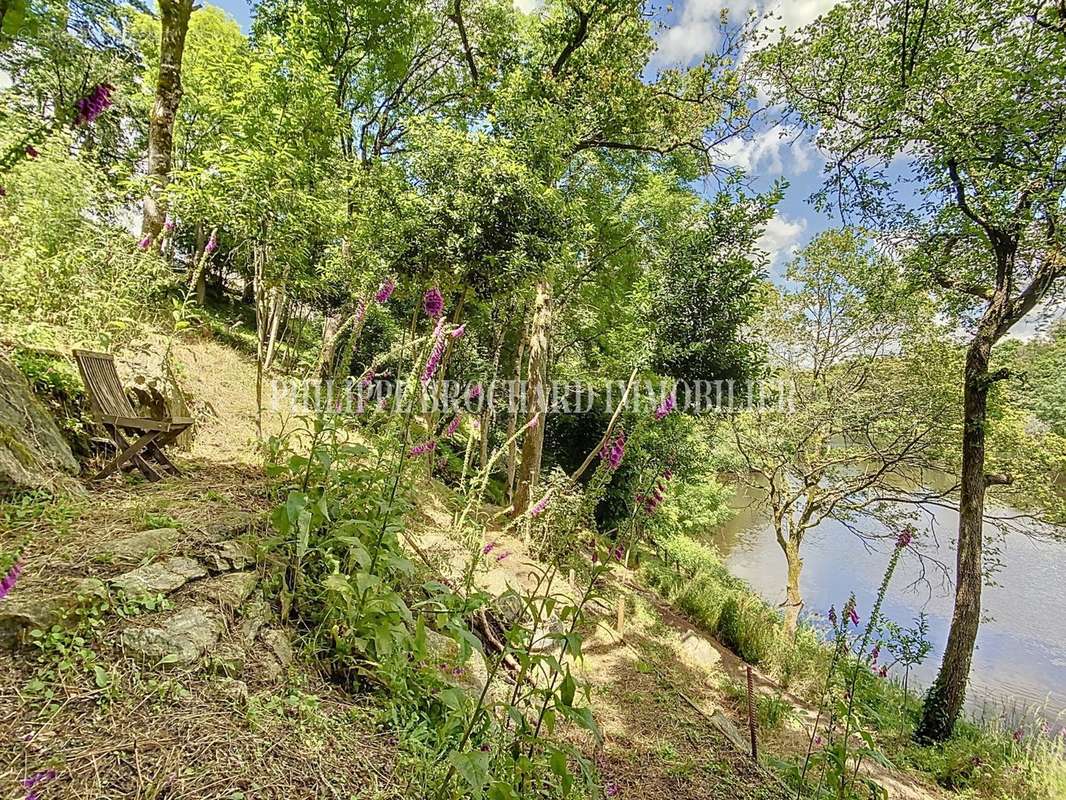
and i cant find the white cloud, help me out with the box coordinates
[654,0,839,66]
[513,0,542,12]
[716,123,816,177]
[757,213,807,267]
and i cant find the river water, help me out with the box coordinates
[706,483,1066,729]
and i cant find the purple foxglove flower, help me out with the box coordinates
[354,299,367,325]
[605,782,619,797]
[163,216,175,233]
[73,83,115,125]
[137,235,152,251]
[869,644,880,664]
[848,607,860,627]
[450,324,466,339]
[495,550,510,562]
[602,431,625,470]
[25,145,38,159]
[482,541,497,555]
[878,665,888,678]
[896,526,914,549]
[423,287,444,318]
[374,278,396,304]
[444,414,462,437]
[409,440,436,457]
[530,494,551,517]
[204,230,218,254]
[468,384,482,400]
[20,768,55,789]
[359,369,375,387]
[421,319,448,385]
[654,391,676,421]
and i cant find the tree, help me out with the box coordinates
[759,0,1066,740]
[141,0,194,243]
[729,229,957,635]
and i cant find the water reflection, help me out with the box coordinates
[706,482,1066,729]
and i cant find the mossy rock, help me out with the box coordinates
[0,355,79,490]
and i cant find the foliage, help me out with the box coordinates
[0,128,170,349]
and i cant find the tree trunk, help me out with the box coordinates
[506,334,526,502]
[916,335,993,743]
[262,289,286,372]
[782,536,804,637]
[317,310,345,382]
[512,280,552,516]
[142,0,194,243]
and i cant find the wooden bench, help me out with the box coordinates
[72,349,192,482]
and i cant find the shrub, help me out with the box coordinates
[0,131,170,349]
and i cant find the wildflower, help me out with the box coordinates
[73,83,114,125]
[163,216,175,233]
[828,606,837,626]
[409,440,436,457]
[421,318,448,385]
[878,665,888,678]
[451,666,464,676]
[663,467,673,480]
[359,369,375,387]
[654,391,676,421]
[613,546,624,562]
[1013,728,1024,742]
[869,644,880,664]
[374,278,396,304]
[136,235,152,251]
[204,230,218,254]
[354,299,367,325]
[482,541,497,555]
[896,526,914,550]
[495,550,510,563]
[467,384,482,401]
[444,414,462,437]
[848,606,860,627]
[604,781,620,797]
[25,145,38,159]
[530,493,551,517]
[450,323,466,339]
[21,769,56,789]
[423,287,444,318]
[813,735,824,747]
[602,431,625,470]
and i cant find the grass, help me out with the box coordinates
[641,532,1066,800]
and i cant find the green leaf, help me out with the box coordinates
[447,750,491,798]
[559,670,575,707]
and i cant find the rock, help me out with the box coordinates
[678,631,722,672]
[0,355,79,490]
[238,597,272,644]
[257,629,294,682]
[424,628,490,696]
[191,572,258,611]
[121,605,224,667]
[0,577,106,646]
[110,557,206,598]
[202,510,262,543]
[207,643,246,677]
[210,677,249,704]
[261,628,293,669]
[202,539,255,573]
[93,528,180,565]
